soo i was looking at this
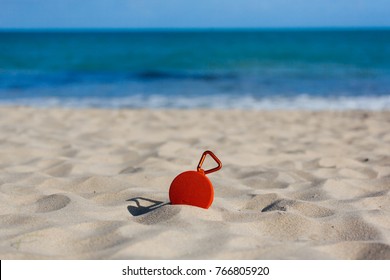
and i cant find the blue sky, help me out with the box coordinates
[1,0,389,29]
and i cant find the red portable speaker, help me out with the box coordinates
[169,151,222,209]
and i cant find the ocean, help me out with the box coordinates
[1,29,390,109]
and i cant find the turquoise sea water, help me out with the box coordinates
[0,29,390,109]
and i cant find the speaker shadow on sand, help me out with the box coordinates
[126,197,170,216]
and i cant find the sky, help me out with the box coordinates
[1,0,389,29]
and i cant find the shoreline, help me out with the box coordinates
[1,104,390,112]
[1,93,390,110]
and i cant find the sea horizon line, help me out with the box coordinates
[1,26,390,33]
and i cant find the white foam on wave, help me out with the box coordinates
[1,94,390,110]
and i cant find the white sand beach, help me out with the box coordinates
[0,107,389,259]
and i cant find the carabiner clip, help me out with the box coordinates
[197,150,222,175]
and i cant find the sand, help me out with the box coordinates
[0,107,389,259]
